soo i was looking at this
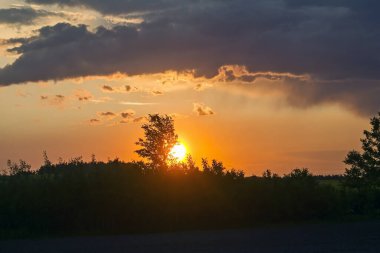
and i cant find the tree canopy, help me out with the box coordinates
[135,114,178,169]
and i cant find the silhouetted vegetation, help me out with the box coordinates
[135,114,178,170]
[344,112,380,188]
[0,114,379,239]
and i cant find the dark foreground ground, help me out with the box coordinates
[1,221,379,253]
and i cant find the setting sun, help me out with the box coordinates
[169,143,187,162]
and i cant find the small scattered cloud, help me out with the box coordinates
[53,94,65,105]
[78,96,91,101]
[169,113,188,119]
[133,116,147,123]
[98,111,116,118]
[120,109,136,119]
[194,83,203,91]
[92,109,146,125]
[193,82,213,91]
[151,90,164,96]
[102,85,114,92]
[89,118,100,123]
[74,89,92,101]
[102,84,138,93]
[40,94,66,107]
[193,103,214,116]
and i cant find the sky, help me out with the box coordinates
[0,0,379,175]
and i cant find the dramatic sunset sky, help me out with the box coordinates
[0,0,379,175]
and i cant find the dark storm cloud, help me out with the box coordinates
[25,0,380,16]
[2,0,379,83]
[0,7,59,24]
[25,0,197,15]
[1,0,380,114]
[276,79,380,117]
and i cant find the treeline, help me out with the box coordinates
[1,112,379,239]
[0,156,379,239]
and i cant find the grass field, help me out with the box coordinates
[1,221,379,253]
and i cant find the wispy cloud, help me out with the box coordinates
[119,101,157,106]
[89,97,113,103]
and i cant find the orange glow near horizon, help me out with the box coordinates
[0,71,370,176]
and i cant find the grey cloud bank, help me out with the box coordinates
[0,0,379,115]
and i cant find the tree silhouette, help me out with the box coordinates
[135,114,178,169]
[345,112,380,187]
[6,159,32,175]
[201,158,233,176]
[42,151,52,167]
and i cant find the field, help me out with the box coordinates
[1,221,379,253]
